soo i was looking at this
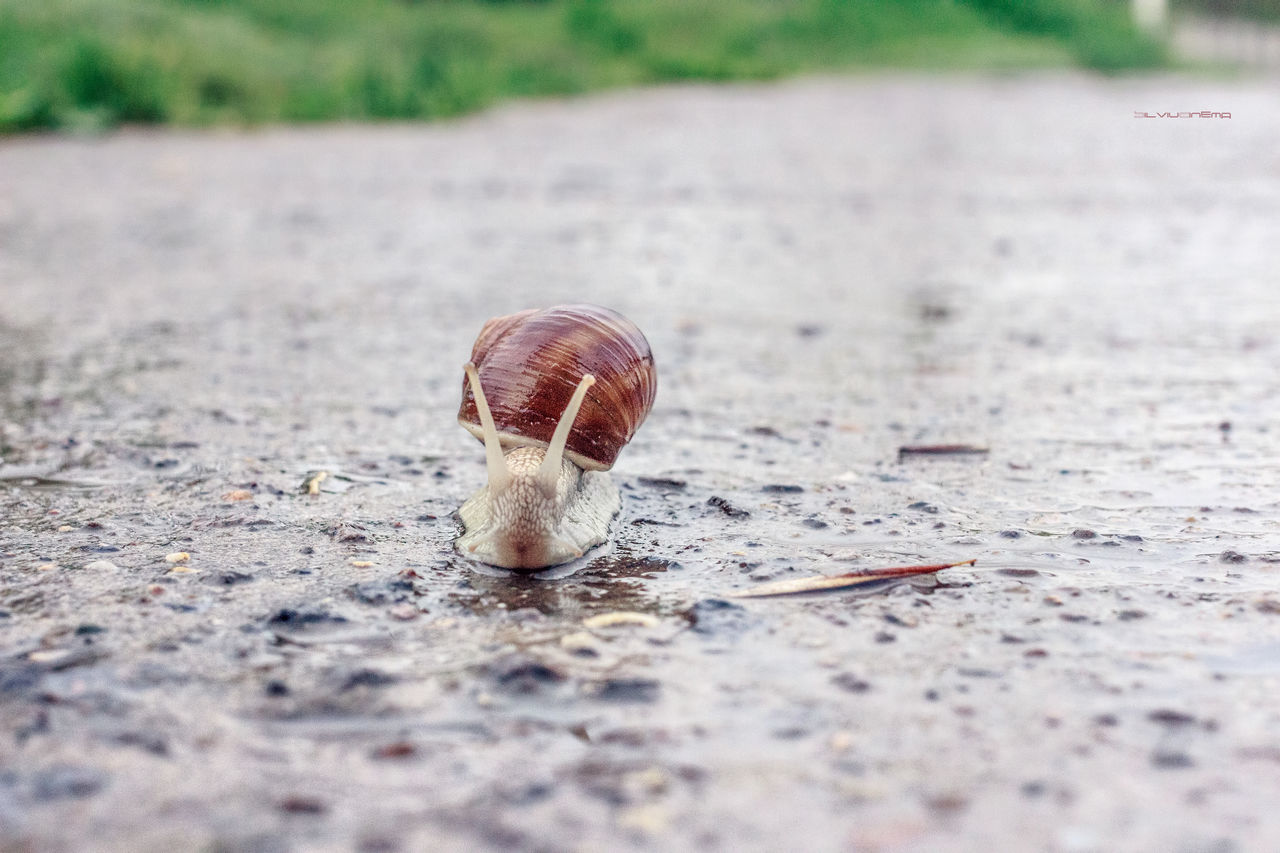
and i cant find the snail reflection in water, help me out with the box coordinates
[455,304,657,570]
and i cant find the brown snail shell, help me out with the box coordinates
[457,304,657,471]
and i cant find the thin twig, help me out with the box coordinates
[731,558,977,598]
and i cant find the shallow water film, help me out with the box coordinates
[2,74,1279,851]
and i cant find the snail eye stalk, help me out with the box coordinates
[537,374,595,499]
[464,362,512,497]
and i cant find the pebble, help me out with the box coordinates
[1151,751,1194,769]
[616,803,670,834]
[636,476,687,490]
[202,571,252,586]
[164,552,190,563]
[832,673,871,693]
[387,603,419,621]
[341,669,397,691]
[268,608,348,627]
[583,611,659,629]
[222,489,253,501]
[373,741,417,760]
[83,560,119,571]
[1147,709,1196,727]
[29,649,74,664]
[277,796,327,814]
[488,657,567,694]
[559,632,601,655]
[32,766,106,801]
[582,677,661,703]
[707,496,749,518]
[685,598,747,635]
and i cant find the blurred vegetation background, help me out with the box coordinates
[0,0,1171,133]
[1174,0,1280,20]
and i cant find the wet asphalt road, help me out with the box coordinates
[2,72,1280,852]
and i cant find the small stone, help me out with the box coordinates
[636,476,687,491]
[1152,751,1194,769]
[350,560,374,568]
[57,525,72,533]
[559,632,600,655]
[277,796,326,814]
[616,803,669,835]
[584,611,659,629]
[303,470,328,495]
[29,649,74,664]
[32,767,106,801]
[373,741,417,760]
[1148,709,1196,727]
[203,571,252,586]
[36,563,57,571]
[387,603,419,621]
[341,669,397,691]
[164,552,190,563]
[707,496,749,519]
[582,677,661,702]
[222,489,253,501]
[83,560,119,571]
[1071,529,1097,539]
[1220,550,1247,564]
[331,523,370,543]
[489,657,567,694]
[167,565,198,574]
[831,673,871,693]
[624,766,671,796]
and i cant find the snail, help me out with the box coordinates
[454,304,657,570]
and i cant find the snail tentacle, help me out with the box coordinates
[536,373,595,499]
[463,361,512,497]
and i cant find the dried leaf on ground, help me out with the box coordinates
[732,559,976,598]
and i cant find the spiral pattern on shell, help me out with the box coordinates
[458,304,657,471]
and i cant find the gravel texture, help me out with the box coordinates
[2,72,1280,852]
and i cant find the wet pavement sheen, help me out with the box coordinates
[2,73,1280,851]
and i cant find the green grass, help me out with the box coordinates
[0,0,1168,133]
[1173,0,1280,23]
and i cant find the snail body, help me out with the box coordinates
[455,304,656,570]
